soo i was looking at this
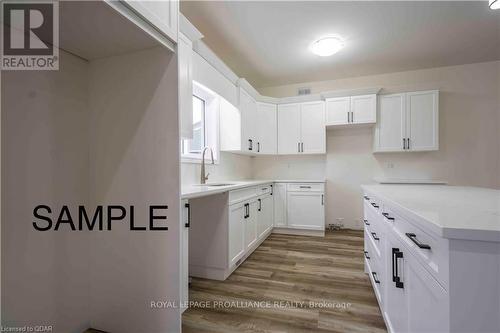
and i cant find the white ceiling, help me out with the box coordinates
[181,1,500,88]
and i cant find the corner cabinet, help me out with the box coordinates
[277,101,326,154]
[374,90,439,152]
[326,94,376,126]
[122,0,178,43]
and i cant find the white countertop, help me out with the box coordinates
[362,184,500,242]
[182,179,325,200]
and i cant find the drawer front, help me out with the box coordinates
[257,184,272,196]
[364,203,384,258]
[382,206,449,289]
[365,231,384,306]
[287,183,324,192]
[229,186,258,205]
[363,192,381,214]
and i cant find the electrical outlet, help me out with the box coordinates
[386,162,395,169]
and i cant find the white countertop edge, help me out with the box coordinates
[182,179,325,200]
[362,185,500,242]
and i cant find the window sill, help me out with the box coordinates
[181,157,220,165]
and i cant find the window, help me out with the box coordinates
[182,82,219,163]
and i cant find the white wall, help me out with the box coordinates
[2,51,90,332]
[89,47,181,333]
[181,152,253,185]
[258,61,500,229]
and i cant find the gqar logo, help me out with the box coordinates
[1,1,59,70]
[32,205,170,231]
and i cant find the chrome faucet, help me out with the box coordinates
[200,147,215,184]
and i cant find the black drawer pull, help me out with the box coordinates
[382,212,395,221]
[299,186,312,189]
[392,248,404,288]
[371,232,380,241]
[184,203,191,228]
[364,251,370,259]
[371,272,380,284]
[364,219,370,226]
[364,195,370,200]
[405,233,431,249]
[371,203,379,208]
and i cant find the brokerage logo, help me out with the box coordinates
[1,1,59,70]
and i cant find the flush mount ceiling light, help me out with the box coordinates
[490,0,500,9]
[310,36,344,57]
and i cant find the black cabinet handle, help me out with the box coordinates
[371,272,380,284]
[299,186,312,189]
[407,138,410,150]
[298,142,300,153]
[392,248,404,288]
[321,194,324,205]
[248,139,253,151]
[364,219,370,226]
[371,202,379,208]
[301,142,304,152]
[184,203,190,228]
[403,138,406,150]
[382,212,395,221]
[371,232,380,241]
[244,203,249,219]
[257,142,260,153]
[258,199,262,212]
[364,251,370,259]
[405,233,431,249]
[270,184,273,196]
[364,195,370,200]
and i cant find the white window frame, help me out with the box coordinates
[181,81,220,164]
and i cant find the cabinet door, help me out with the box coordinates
[240,89,257,152]
[245,201,258,250]
[274,183,287,227]
[180,200,189,312]
[286,192,324,230]
[406,251,448,333]
[256,103,277,154]
[326,97,350,125]
[277,104,301,154]
[385,235,409,333]
[178,33,193,139]
[374,94,406,152]
[228,203,245,266]
[300,101,326,154]
[351,94,376,124]
[406,90,439,151]
[124,0,178,43]
[258,195,273,238]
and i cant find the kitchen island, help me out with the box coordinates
[362,184,500,333]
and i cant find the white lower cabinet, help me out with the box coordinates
[244,200,259,250]
[228,202,246,267]
[287,191,324,231]
[363,189,498,333]
[273,183,287,227]
[258,194,274,238]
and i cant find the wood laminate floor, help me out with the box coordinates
[182,229,387,333]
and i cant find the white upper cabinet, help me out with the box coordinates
[351,94,377,124]
[374,93,406,152]
[123,0,178,43]
[178,33,193,139]
[374,90,439,152]
[326,97,350,125]
[278,101,325,154]
[239,88,258,153]
[277,103,302,154]
[300,101,326,154]
[326,94,376,126]
[406,90,439,151]
[256,102,277,154]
